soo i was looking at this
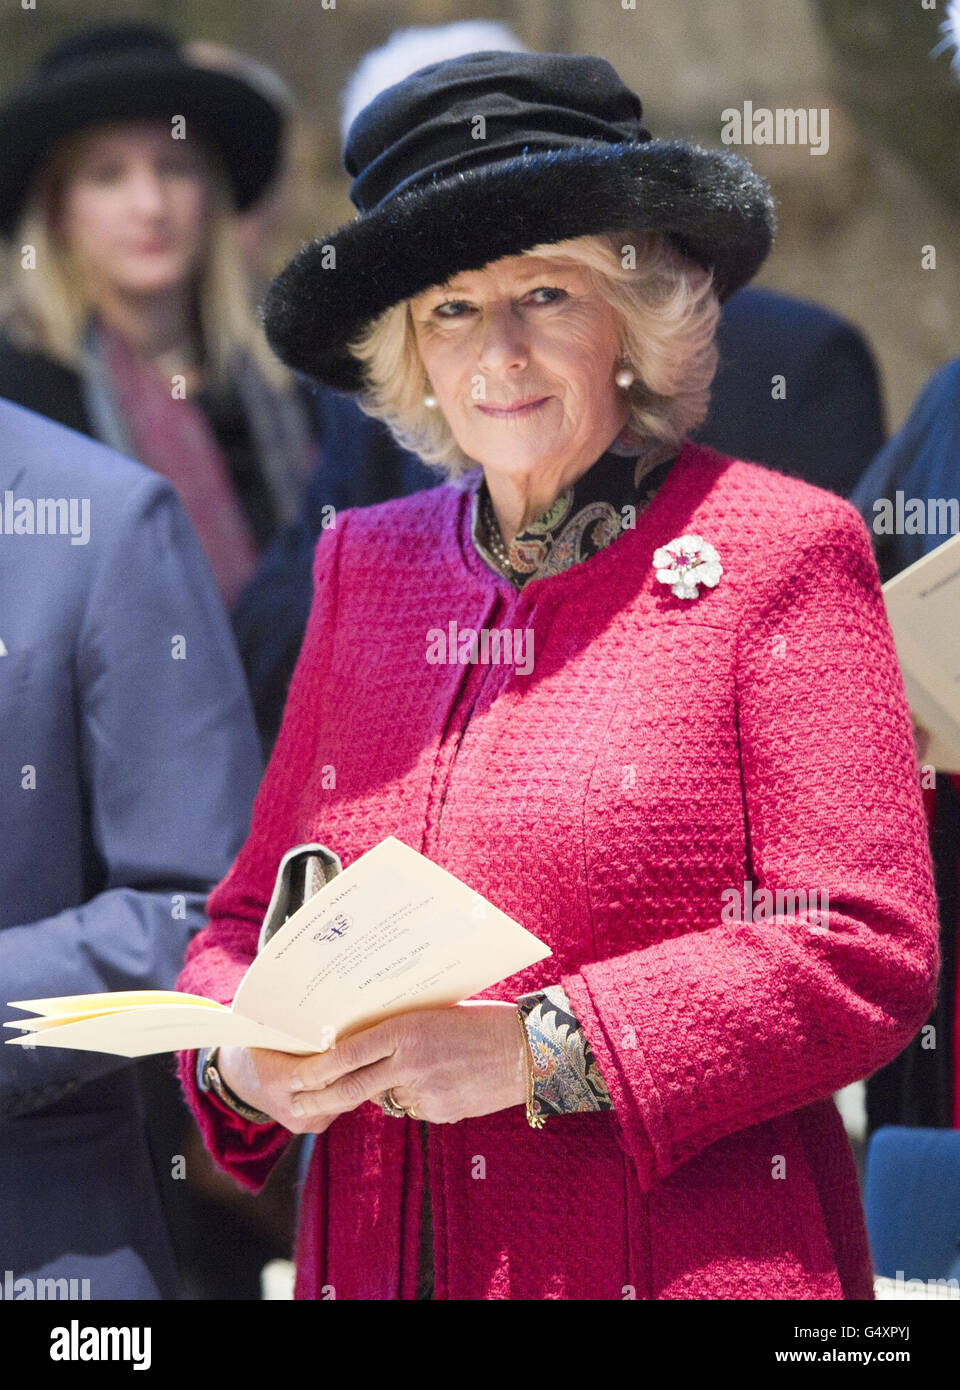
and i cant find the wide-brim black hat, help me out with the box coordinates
[263,50,777,394]
[0,22,284,239]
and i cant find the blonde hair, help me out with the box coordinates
[347,229,721,479]
[0,122,289,391]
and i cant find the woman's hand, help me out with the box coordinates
[278,1000,528,1127]
[215,1044,340,1135]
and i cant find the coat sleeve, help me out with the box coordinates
[175,514,349,1193]
[561,496,940,1190]
[0,472,263,1119]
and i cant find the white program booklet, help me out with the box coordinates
[882,532,960,772]
[4,836,551,1058]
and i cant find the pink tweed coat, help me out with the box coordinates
[177,440,939,1299]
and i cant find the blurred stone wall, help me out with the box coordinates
[2,0,958,436]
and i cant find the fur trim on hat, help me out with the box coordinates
[263,139,776,393]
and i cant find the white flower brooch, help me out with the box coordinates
[652,534,723,600]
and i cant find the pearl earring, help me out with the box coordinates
[423,394,437,409]
[615,366,635,389]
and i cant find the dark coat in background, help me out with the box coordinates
[693,285,886,495]
[0,400,262,1296]
[0,337,92,437]
[230,387,438,754]
[851,358,960,1134]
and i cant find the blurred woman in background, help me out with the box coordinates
[0,21,315,609]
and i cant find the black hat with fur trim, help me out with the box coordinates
[0,22,284,239]
[263,50,776,393]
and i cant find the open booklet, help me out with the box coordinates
[4,837,551,1058]
[881,532,960,772]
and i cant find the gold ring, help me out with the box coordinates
[380,1088,416,1118]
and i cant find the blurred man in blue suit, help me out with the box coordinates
[0,399,262,1298]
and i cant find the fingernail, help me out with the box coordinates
[290,1077,304,1092]
[290,1098,303,1117]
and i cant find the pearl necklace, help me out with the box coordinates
[480,490,517,576]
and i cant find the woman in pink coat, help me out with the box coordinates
[176,52,939,1300]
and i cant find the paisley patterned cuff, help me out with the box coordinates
[516,984,613,1117]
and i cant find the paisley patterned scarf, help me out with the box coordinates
[472,424,679,586]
